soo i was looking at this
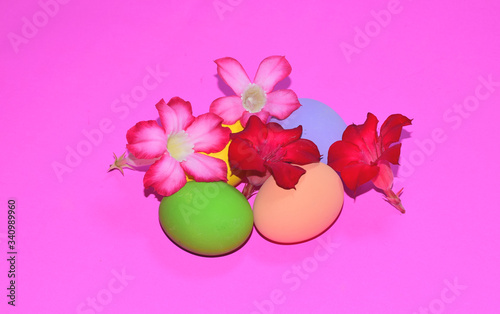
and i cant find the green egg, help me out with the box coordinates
[159,181,253,256]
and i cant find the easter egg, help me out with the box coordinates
[253,162,344,244]
[271,98,347,164]
[159,181,253,256]
[187,121,243,186]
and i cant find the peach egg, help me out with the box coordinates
[253,162,344,244]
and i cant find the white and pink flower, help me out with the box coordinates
[210,56,301,126]
[126,97,230,196]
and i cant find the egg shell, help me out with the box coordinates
[253,162,344,244]
[271,98,347,163]
[159,181,253,256]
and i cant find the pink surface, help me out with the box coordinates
[1,0,499,313]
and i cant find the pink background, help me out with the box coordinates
[1,0,500,313]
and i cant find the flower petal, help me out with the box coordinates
[156,97,195,136]
[254,56,292,93]
[209,96,245,125]
[215,57,251,96]
[181,153,227,182]
[372,160,394,191]
[380,114,412,150]
[264,89,301,120]
[379,143,402,165]
[258,122,301,159]
[143,155,186,196]
[327,141,364,171]
[267,161,306,189]
[340,163,379,192]
[282,139,321,165]
[186,113,230,153]
[240,109,270,127]
[266,123,302,148]
[342,112,379,163]
[232,115,268,145]
[127,152,160,168]
[126,120,167,159]
[228,138,266,173]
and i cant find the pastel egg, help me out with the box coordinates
[253,162,343,244]
[271,98,347,163]
[159,181,253,256]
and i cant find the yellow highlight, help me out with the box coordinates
[186,121,243,186]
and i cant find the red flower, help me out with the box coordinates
[327,113,412,213]
[229,115,320,197]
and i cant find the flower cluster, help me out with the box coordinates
[109,56,412,212]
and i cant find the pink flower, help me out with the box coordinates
[210,56,301,126]
[126,97,231,196]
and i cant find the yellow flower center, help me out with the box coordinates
[167,131,194,162]
[241,83,267,113]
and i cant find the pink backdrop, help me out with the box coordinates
[1,0,499,313]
